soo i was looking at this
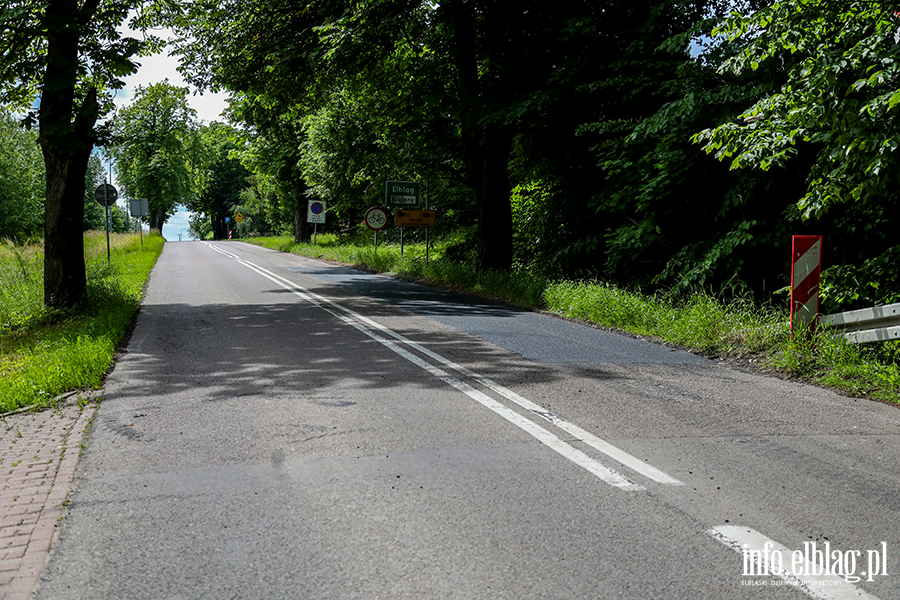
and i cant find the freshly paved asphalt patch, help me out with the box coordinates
[286,266,708,365]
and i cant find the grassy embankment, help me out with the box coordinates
[0,231,164,413]
[242,234,900,405]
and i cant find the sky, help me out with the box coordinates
[108,25,230,241]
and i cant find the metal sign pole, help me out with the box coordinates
[104,183,110,262]
[129,201,143,250]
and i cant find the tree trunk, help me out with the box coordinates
[444,0,514,272]
[42,145,91,308]
[39,0,101,309]
[474,128,514,271]
[294,205,311,244]
[148,208,163,234]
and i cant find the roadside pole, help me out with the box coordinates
[307,201,326,246]
[364,205,389,249]
[106,162,114,261]
[790,235,823,340]
[95,182,118,262]
[129,198,149,250]
[104,184,110,262]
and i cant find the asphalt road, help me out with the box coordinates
[35,241,900,600]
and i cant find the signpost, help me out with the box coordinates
[129,198,148,216]
[94,184,117,206]
[129,198,148,249]
[307,200,326,244]
[95,183,118,262]
[395,210,435,228]
[364,206,390,249]
[307,201,326,223]
[385,181,420,207]
[364,206,389,230]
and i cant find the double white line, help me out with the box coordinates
[205,243,884,600]
[204,242,680,492]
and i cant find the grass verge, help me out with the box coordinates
[241,235,899,405]
[0,231,164,413]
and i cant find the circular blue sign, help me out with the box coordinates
[311,202,324,215]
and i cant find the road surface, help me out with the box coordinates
[35,241,900,599]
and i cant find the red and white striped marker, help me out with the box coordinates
[228,230,233,239]
[790,235,822,336]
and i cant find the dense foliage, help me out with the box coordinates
[696,0,900,308]
[109,81,202,236]
[0,110,43,240]
[169,0,900,307]
[1,0,897,312]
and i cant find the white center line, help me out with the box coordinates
[205,242,648,491]
[208,243,887,600]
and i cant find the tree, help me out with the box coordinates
[694,0,900,305]
[0,0,160,308]
[320,0,613,271]
[695,0,900,219]
[172,0,625,271]
[186,121,250,239]
[0,109,44,240]
[229,98,311,243]
[110,81,203,237]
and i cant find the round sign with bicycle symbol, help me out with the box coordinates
[364,206,390,231]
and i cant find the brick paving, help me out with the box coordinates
[0,398,98,600]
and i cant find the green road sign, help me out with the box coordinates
[385,181,420,208]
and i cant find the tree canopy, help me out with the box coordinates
[0,110,44,240]
[2,0,898,310]
[110,81,202,236]
[695,0,900,306]
[696,0,900,218]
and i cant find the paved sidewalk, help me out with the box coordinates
[0,399,97,600]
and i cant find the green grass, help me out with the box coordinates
[0,231,164,413]
[242,234,900,405]
[543,281,783,356]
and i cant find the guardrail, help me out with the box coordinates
[819,302,900,344]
